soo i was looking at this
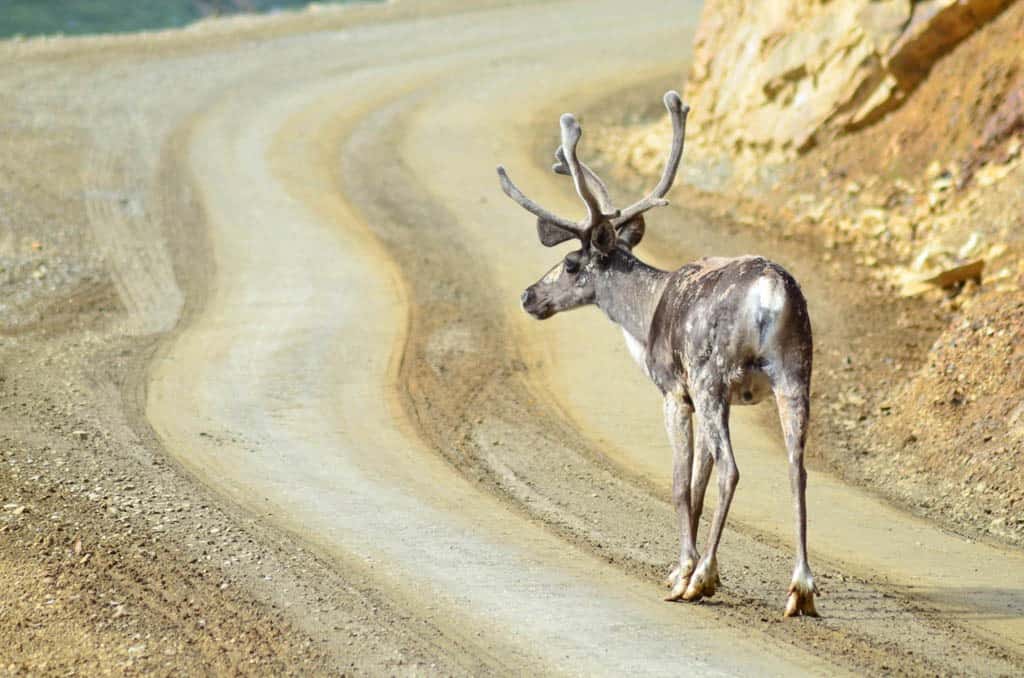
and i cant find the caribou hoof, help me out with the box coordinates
[664,575,690,601]
[682,557,719,601]
[784,566,820,617]
[663,559,696,601]
[663,565,681,589]
[784,589,819,617]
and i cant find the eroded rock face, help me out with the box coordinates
[684,0,1015,161]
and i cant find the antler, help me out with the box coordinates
[496,113,616,246]
[498,91,688,246]
[612,91,689,226]
[552,146,616,216]
[496,166,582,234]
[558,113,606,229]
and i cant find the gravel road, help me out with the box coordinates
[3,0,1023,673]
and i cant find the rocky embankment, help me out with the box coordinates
[685,0,1016,159]
[598,0,1024,545]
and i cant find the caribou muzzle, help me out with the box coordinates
[520,287,554,319]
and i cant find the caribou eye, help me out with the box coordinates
[564,251,582,273]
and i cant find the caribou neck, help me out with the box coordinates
[594,249,670,344]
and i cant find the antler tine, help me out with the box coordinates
[553,147,618,216]
[559,114,606,228]
[613,91,690,226]
[496,165,581,233]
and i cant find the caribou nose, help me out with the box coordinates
[520,289,533,308]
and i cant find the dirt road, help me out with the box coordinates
[5,0,1023,673]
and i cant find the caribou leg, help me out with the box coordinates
[663,392,699,601]
[689,437,714,541]
[683,394,736,602]
[776,389,819,617]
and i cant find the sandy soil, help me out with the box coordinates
[776,1,1024,550]
[1,0,1023,674]
[584,2,1024,550]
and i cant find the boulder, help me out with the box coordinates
[684,0,1016,161]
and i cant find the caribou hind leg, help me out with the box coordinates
[663,392,700,600]
[775,383,818,617]
[682,389,736,602]
[666,420,719,600]
[689,439,714,542]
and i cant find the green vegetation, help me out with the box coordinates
[0,0,369,38]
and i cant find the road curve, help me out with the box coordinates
[147,1,821,674]
[120,0,1024,673]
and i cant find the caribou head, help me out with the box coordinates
[496,91,689,320]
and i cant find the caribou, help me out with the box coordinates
[496,91,819,617]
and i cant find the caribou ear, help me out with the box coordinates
[590,221,617,255]
[615,215,645,249]
[537,217,578,247]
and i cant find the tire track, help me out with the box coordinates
[353,13,1024,675]
[36,0,1016,673]
[339,92,932,673]
[146,4,826,674]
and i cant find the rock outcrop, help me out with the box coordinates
[683,0,1015,161]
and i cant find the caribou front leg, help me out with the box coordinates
[663,392,699,601]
